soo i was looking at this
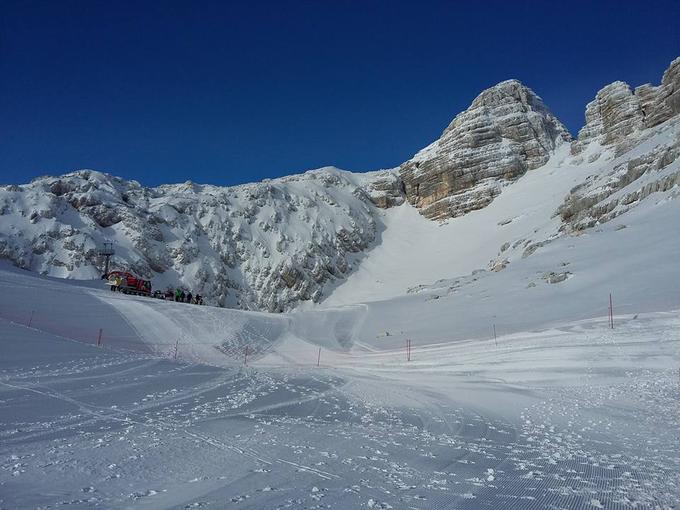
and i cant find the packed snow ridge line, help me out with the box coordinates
[0,56,678,311]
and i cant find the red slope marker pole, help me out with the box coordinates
[97,328,103,347]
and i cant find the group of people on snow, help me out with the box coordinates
[105,271,203,305]
[164,288,203,305]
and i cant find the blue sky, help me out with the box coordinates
[1,0,679,187]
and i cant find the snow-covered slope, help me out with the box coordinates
[323,115,680,307]
[0,168,394,311]
[2,249,680,507]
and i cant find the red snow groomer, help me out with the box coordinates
[106,271,152,296]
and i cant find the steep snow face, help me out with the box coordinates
[0,168,389,311]
[399,79,571,220]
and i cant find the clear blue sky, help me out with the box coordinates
[1,0,679,187]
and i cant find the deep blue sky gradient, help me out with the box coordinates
[1,0,679,186]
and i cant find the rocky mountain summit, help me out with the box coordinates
[1,57,679,311]
[558,57,680,232]
[399,80,571,220]
[572,56,680,156]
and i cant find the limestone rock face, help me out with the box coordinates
[636,56,680,128]
[571,82,643,155]
[572,57,680,155]
[400,80,571,220]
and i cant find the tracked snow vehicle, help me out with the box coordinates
[106,271,152,296]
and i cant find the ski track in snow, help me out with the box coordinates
[1,297,680,508]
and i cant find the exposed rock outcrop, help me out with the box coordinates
[572,57,680,155]
[636,57,680,129]
[542,271,571,284]
[560,126,680,230]
[356,169,405,208]
[571,81,643,155]
[400,80,570,220]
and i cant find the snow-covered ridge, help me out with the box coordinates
[0,167,395,311]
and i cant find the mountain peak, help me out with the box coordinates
[400,79,570,220]
[573,55,680,155]
[468,79,549,110]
